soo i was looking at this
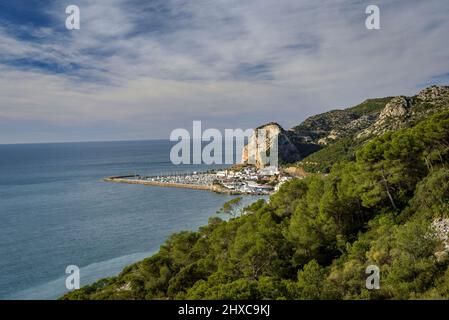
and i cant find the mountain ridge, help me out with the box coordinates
[243,85,449,171]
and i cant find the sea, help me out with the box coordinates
[0,140,262,299]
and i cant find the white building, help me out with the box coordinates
[259,166,279,176]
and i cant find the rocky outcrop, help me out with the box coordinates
[432,218,449,262]
[242,122,320,167]
[282,166,309,178]
[357,86,449,140]
[357,96,413,139]
[378,96,412,119]
[418,85,449,101]
[242,123,283,167]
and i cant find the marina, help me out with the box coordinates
[104,166,294,195]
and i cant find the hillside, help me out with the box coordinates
[63,86,449,300]
[243,85,449,172]
[299,86,449,173]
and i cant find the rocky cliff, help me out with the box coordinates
[243,85,449,167]
[241,122,321,167]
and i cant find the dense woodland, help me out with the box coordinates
[63,110,449,300]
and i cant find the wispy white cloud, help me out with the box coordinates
[1,0,449,143]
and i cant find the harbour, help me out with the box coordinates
[104,166,294,195]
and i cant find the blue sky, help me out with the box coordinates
[1,0,449,143]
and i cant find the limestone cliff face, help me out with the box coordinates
[242,123,282,167]
[242,122,321,167]
[243,85,449,167]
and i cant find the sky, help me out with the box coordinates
[0,0,449,144]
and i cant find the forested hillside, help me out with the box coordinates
[63,109,449,300]
[298,85,449,173]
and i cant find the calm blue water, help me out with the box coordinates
[0,140,261,299]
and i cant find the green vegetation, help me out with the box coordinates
[297,137,357,173]
[347,97,393,116]
[63,110,449,300]
[295,97,394,173]
[217,197,243,219]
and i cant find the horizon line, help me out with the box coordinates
[0,138,168,146]
[0,136,250,146]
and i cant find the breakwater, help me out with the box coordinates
[103,176,242,194]
[103,167,280,196]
